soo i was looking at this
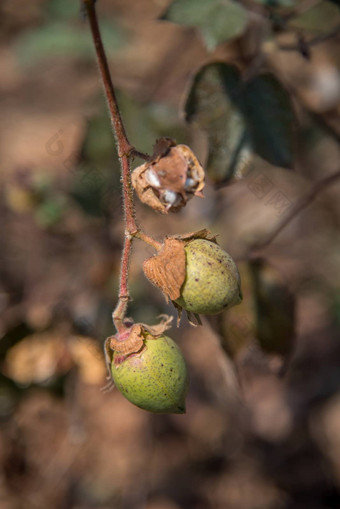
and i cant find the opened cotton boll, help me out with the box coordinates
[131,138,205,214]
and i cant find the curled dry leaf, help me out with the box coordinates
[132,138,205,214]
[140,314,173,336]
[143,238,186,301]
[4,332,106,385]
[173,301,202,327]
[170,228,218,244]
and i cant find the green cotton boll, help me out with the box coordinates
[111,335,188,414]
[175,239,242,314]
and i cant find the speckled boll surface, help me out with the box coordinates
[175,239,242,314]
[111,335,188,414]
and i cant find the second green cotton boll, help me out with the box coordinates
[111,335,188,414]
[175,239,242,315]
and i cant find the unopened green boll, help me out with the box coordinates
[111,335,188,414]
[175,239,242,314]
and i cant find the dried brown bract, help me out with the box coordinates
[132,138,205,214]
[140,314,174,336]
[171,228,218,244]
[143,230,216,303]
[143,238,186,300]
[109,323,145,355]
[107,315,173,358]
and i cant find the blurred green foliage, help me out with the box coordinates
[45,0,81,19]
[185,63,295,185]
[162,0,248,50]
[185,63,252,184]
[288,0,340,32]
[15,21,126,65]
[14,0,127,66]
[243,74,295,168]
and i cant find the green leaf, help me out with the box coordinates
[45,0,79,19]
[162,0,248,50]
[185,63,253,184]
[35,196,66,227]
[288,0,340,32]
[184,63,296,176]
[243,74,295,168]
[162,0,220,25]
[15,20,126,65]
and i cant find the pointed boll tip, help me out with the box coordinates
[153,403,186,414]
[176,404,186,414]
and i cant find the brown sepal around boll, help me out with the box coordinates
[143,238,186,301]
[107,315,174,358]
[172,229,218,244]
[141,314,173,336]
[143,229,216,304]
[109,323,145,356]
[131,137,205,214]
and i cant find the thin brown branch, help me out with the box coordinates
[278,25,340,53]
[131,149,151,162]
[83,0,160,331]
[112,235,133,333]
[134,231,162,251]
[83,0,131,157]
[83,0,138,330]
[247,168,340,256]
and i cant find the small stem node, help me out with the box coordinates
[134,231,163,251]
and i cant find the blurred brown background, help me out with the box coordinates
[1,0,340,508]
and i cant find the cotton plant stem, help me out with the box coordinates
[83,0,157,332]
[83,0,132,157]
[83,0,137,233]
[112,235,133,334]
[134,231,162,251]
